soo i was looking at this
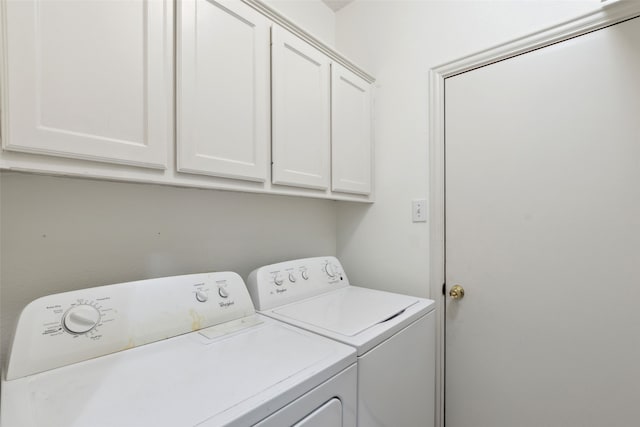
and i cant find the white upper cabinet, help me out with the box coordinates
[177,0,270,182]
[1,0,172,169]
[271,25,331,191]
[0,0,374,201]
[331,63,372,195]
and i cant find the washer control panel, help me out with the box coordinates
[6,271,255,381]
[246,256,350,311]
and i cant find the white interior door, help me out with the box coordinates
[445,16,640,427]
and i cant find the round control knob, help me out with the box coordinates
[218,286,229,299]
[274,275,284,286]
[324,263,337,278]
[63,305,100,334]
[301,271,309,280]
[195,290,208,302]
[288,273,297,283]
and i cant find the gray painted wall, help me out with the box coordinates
[0,172,336,364]
[334,0,601,298]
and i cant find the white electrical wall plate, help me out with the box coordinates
[412,199,427,222]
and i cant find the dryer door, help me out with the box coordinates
[293,398,341,426]
[253,364,357,427]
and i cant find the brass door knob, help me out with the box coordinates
[449,285,465,300]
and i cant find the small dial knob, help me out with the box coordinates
[324,263,337,278]
[63,305,100,334]
[274,275,284,286]
[218,286,229,298]
[195,290,208,302]
[301,271,309,280]
[288,273,297,283]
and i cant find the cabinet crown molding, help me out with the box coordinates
[241,0,375,84]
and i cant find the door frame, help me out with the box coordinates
[428,2,640,426]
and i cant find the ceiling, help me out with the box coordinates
[322,0,354,12]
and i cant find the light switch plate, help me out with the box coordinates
[412,199,427,222]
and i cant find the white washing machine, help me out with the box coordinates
[1,271,357,427]
[247,256,436,427]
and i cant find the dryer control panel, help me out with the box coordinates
[247,256,350,311]
[6,272,255,380]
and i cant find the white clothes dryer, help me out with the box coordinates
[1,271,357,427]
[247,257,436,427]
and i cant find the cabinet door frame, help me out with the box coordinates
[271,24,331,191]
[0,0,173,169]
[177,0,270,182]
[331,62,372,195]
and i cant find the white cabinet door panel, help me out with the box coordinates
[272,25,330,190]
[331,63,372,195]
[2,0,172,169]
[177,0,269,182]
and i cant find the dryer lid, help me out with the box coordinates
[273,287,420,337]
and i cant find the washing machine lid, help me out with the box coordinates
[1,316,355,427]
[273,287,420,337]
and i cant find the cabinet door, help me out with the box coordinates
[272,25,330,190]
[178,0,269,182]
[2,0,172,169]
[331,63,372,195]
